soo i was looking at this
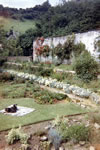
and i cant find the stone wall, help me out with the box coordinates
[7,56,32,62]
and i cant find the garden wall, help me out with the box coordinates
[7,56,32,62]
[33,30,100,62]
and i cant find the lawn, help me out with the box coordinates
[0,98,87,131]
[0,17,36,33]
[55,64,73,71]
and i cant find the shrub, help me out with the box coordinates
[89,112,100,124]
[52,115,62,127]
[40,141,51,150]
[50,92,67,101]
[36,66,53,77]
[73,51,99,82]
[6,126,29,145]
[66,124,89,142]
[48,128,62,150]
[0,57,7,66]
[34,88,67,104]
[59,123,89,142]
[14,77,25,84]
[55,117,89,142]
[51,72,73,82]
[0,72,14,82]
[56,117,68,140]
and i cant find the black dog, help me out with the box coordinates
[5,104,18,113]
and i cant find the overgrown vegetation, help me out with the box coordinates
[54,34,86,63]
[3,61,100,92]
[0,72,14,82]
[73,51,99,82]
[0,25,23,60]
[89,111,100,125]
[6,126,29,145]
[0,76,68,104]
[53,116,89,143]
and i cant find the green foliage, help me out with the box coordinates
[0,25,23,58]
[0,79,67,103]
[0,57,7,66]
[73,51,99,82]
[52,116,66,127]
[40,141,51,150]
[0,72,14,82]
[18,28,42,56]
[55,34,75,63]
[6,126,29,145]
[37,67,53,77]
[1,0,100,37]
[40,0,100,37]
[95,38,100,52]
[54,34,86,63]
[56,117,89,142]
[34,87,67,104]
[6,39,23,56]
[65,124,89,142]
[0,25,8,58]
[4,62,53,77]
[73,42,86,57]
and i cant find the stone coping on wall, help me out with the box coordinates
[2,69,100,104]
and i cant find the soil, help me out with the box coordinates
[0,114,100,150]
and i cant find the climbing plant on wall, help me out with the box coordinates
[35,37,50,61]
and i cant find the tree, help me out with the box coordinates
[0,26,22,57]
[18,28,42,56]
[6,39,23,56]
[73,51,99,82]
[0,25,8,56]
[55,34,75,63]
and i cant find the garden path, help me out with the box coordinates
[40,85,97,109]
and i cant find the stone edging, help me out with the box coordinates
[3,69,100,104]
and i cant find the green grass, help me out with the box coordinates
[0,98,87,131]
[55,64,73,71]
[0,17,36,33]
[0,81,68,103]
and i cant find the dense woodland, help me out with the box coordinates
[0,0,100,37]
[0,0,100,56]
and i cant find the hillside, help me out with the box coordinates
[0,0,100,36]
[0,17,36,33]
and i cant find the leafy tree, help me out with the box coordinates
[55,34,75,63]
[73,51,99,82]
[0,26,22,57]
[6,39,23,56]
[18,28,42,56]
[0,25,8,56]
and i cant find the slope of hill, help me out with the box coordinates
[0,17,36,33]
[0,0,100,36]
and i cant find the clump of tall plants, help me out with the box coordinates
[73,51,99,82]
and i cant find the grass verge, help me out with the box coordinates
[0,98,87,131]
